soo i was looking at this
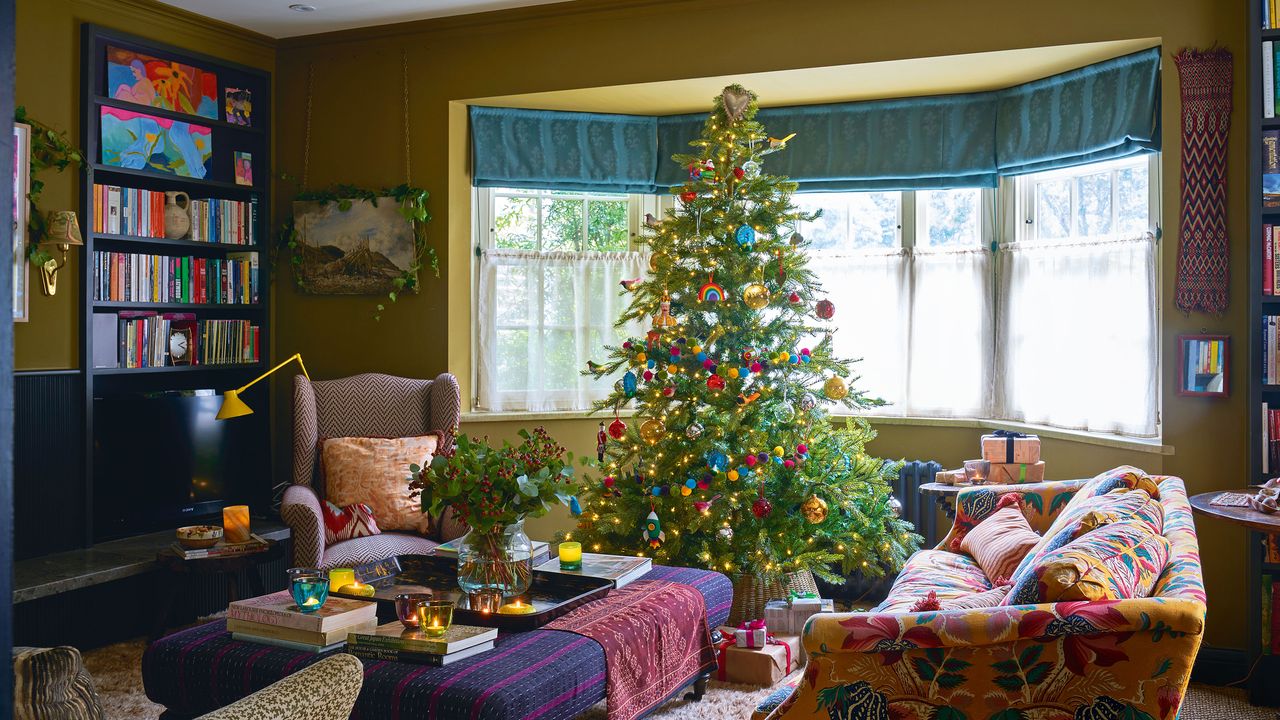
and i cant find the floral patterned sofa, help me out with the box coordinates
[767,470,1204,720]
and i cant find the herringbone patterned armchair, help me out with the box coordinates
[282,372,465,569]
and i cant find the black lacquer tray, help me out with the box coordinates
[329,554,613,632]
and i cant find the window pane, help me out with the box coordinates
[541,199,583,251]
[795,192,899,251]
[541,329,578,390]
[586,199,629,251]
[1075,171,1113,237]
[920,189,982,247]
[1117,165,1149,236]
[494,265,529,326]
[493,195,538,250]
[496,328,530,392]
[1034,179,1071,240]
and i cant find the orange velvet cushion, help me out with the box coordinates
[960,505,1041,582]
[322,435,438,537]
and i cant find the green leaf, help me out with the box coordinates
[1017,644,1042,667]
[988,710,1026,720]
[337,199,352,212]
[1024,662,1052,685]
[935,707,967,720]
[516,475,539,497]
[991,659,1020,674]
[911,657,936,681]
[936,672,966,689]
[1152,658,1171,678]
[992,675,1024,692]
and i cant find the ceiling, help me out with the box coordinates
[468,38,1161,114]
[151,0,576,38]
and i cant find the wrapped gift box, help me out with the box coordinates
[988,460,1045,484]
[936,468,967,485]
[734,622,768,648]
[764,598,833,665]
[981,432,1041,464]
[715,627,800,685]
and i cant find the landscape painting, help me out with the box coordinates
[100,107,213,179]
[106,45,219,120]
[292,198,416,295]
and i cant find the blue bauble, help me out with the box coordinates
[696,352,708,362]
[735,225,756,248]
[648,359,657,369]
[684,478,697,489]
[622,371,638,398]
[706,451,729,472]
[651,486,662,496]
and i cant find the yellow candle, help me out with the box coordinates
[498,601,536,615]
[558,542,582,569]
[300,596,321,607]
[328,568,356,592]
[223,505,251,544]
[339,582,376,597]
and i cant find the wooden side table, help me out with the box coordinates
[150,540,285,641]
[918,482,966,518]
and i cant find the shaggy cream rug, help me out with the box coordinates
[81,637,1274,720]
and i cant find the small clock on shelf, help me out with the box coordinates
[169,327,193,366]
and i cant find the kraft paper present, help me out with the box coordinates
[981,432,1042,464]
[936,468,968,485]
[988,460,1046,484]
[715,628,800,685]
[764,599,833,665]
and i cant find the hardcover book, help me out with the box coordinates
[346,641,495,667]
[228,590,377,633]
[534,553,652,589]
[347,622,497,655]
[226,617,377,648]
[230,634,346,654]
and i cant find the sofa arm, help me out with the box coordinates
[196,653,363,720]
[804,597,1205,657]
[282,485,325,568]
[938,479,1088,548]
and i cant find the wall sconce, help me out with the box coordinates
[40,211,83,296]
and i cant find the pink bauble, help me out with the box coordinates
[796,443,808,455]
[745,455,757,467]
[783,459,795,469]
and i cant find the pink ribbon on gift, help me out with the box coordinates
[715,623,794,681]
[735,619,768,648]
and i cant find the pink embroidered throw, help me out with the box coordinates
[546,579,715,720]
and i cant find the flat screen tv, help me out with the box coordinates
[93,392,267,541]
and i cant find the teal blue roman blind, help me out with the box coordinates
[470,47,1160,194]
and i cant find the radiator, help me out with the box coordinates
[895,460,944,548]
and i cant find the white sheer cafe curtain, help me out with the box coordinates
[477,249,648,412]
[994,233,1158,437]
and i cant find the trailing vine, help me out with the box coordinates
[277,180,438,321]
[14,107,85,266]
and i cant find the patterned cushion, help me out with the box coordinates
[753,682,798,720]
[1007,520,1171,604]
[321,532,439,570]
[876,550,993,612]
[12,646,104,720]
[1075,465,1162,502]
[321,500,380,545]
[941,585,1012,609]
[194,653,363,720]
[959,501,1041,582]
[322,435,438,536]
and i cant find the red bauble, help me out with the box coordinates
[752,497,773,518]
[707,375,727,390]
[788,292,800,303]
[663,385,676,397]
[607,418,627,439]
[733,166,745,179]
[816,299,835,319]
[680,191,697,203]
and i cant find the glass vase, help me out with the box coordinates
[456,520,533,598]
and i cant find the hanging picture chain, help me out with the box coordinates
[403,49,412,184]
[302,61,315,188]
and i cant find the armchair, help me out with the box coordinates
[282,372,466,569]
[196,653,363,720]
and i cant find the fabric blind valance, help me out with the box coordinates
[470,47,1161,194]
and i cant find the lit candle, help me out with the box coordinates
[223,505,250,544]
[417,601,454,638]
[328,568,355,592]
[558,542,582,571]
[498,600,536,615]
[338,582,375,597]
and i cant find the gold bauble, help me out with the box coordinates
[742,283,770,310]
[639,418,666,444]
[649,254,662,273]
[824,376,848,400]
[800,494,829,524]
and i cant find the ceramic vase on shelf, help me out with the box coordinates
[456,520,533,598]
[163,190,191,240]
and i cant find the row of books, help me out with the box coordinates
[1262,403,1280,474]
[91,251,259,305]
[1265,44,1280,119]
[169,533,270,560]
[1182,337,1226,392]
[1265,2,1280,30]
[92,183,257,245]
[91,312,260,368]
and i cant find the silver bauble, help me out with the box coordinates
[798,393,818,412]
[718,526,734,541]
[742,160,761,179]
[773,403,795,423]
[685,422,704,440]
[888,496,903,517]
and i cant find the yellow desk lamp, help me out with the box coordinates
[216,353,309,420]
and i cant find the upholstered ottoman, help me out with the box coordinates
[143,565,732,719]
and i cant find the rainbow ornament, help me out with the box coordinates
[699,276,725,302]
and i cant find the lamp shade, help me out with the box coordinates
[46,211,83,246]
[216,389,253,420]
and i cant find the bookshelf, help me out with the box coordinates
[78,25,272,544]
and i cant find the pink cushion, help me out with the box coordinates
[960,504,1041,582]
[322,500,380,545]
[322,435,438,536]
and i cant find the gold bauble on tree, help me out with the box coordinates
[742,282,770,310]
[824,376,848,400]
[639,418,666,444]
[800,494,829,524]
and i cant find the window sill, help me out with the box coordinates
[460,409,1172,455]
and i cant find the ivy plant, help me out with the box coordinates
[15,107,85,266]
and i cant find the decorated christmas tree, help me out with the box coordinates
[574,86,919,592]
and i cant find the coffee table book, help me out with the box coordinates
[534,553,652,589]
[347,640,496,666]
[348,621,497,655]
[227,590,376,632]
[226,617,377,648]
[230,634,344,654]
[170,533,270,560]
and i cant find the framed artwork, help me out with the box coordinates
[105,45,218,120]
[1177,334,1229,397]
[11,123,28,323]
[234,151,252,186]
[291,198,416,294]
[225,87,252,126]
[100,106,212,179]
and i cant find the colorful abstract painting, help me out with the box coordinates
[100,107,213,179]
[106,45,219,120]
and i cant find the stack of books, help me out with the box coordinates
[534,552,651,589]
[347,622,497,666]
[227,590,378,653]
[169,533,270,560]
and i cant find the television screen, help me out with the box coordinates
[93,392,267,541]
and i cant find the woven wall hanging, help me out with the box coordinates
[1173,47,1233,315]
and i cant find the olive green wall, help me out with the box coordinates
[13,0,273,370]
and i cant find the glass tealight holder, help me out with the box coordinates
[558,541,582,571]
[964,459,991,485]
[288,567,329,613]
[395,592,433,628]
[468,590,502,615]
[417,601,454,638]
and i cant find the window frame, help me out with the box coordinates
[1013,154,1161,244]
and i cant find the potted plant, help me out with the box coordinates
[409,427,580,598]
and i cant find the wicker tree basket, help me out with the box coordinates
[727,569,821,626]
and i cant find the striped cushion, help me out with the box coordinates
[960,505,1040,582]
[12,646,104,720]
[941,585,1013,610]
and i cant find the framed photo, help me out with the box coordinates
[12,122,29,323]
[234,151,252,186]
[1177,334,1229,397]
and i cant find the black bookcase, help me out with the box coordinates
[78,24,272,544]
